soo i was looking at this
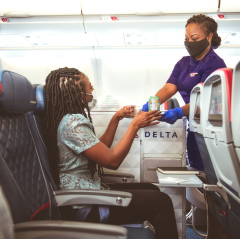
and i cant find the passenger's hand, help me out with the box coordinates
[115,106,132,120]
[131,110,162,129]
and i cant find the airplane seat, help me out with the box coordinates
[0,71,154,239]
[201,68,240,238]
[189,82,231,236]
[0,70,62,223]
[164,97,180,110]
[231,61,240,163]
[0,185,15,239]
[189,83,217,184]
[171,97,180,109]
[229,61,240,239]
[33,84,135,184]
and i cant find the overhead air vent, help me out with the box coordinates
[0,35,31,47]
[55,34,98,46]
[133,34,156,46]
[23,35,59,47]
[156,32,184,46]
[223,32,240,45]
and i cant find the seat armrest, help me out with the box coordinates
[102,172,135,183]
[54,189,132,207]
[15,221,127,239]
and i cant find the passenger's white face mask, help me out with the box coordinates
[83,90,97,111]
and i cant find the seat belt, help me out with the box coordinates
[75,206,110,223]
[98,206,110,223]
[75,206,93,221]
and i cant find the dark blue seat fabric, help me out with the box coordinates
[25,111,58,191]
[194,132,230,235]
[126,227,155,239]
[0,114,32,223]
[0,71,36,114]
[228,196,240,239]
[0,71,61,223]
[194,133,217,185]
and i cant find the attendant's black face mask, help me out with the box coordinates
[184,38,209,58]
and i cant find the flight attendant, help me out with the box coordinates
[143,14,226,171]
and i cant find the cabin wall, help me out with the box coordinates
[0,48,97,86]
[0,46,240,105]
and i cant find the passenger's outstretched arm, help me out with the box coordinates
[99,107,131,148]
[84,111,161,169]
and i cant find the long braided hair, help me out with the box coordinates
[186,14,221,48]
[43,67,103,185]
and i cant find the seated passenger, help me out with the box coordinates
[43,67,178,239]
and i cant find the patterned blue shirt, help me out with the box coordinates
[57,114,100,208]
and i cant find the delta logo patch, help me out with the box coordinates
[190,73,198,77]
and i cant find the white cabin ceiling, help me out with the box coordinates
[95,34,125,46]
[0,0,219,17]
[0,1,239,48]
[156,33,184,46]
[81,0,219,15]
[56,34,98,46]
[0,40,6,47]
[0,0,239,17]
[0,35,32,47]
[220,0,240,12]
[0,32,238,48]
[0,17,85,35]
[0,0,82,16]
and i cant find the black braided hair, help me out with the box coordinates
[186,14,221,48]
[43,67,103,185]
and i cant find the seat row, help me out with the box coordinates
[189,61,240,239]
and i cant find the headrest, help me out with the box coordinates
[34,84,45,115]
[0,70,36,114]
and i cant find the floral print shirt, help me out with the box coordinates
[57,114,100,209]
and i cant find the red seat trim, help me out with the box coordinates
[164,101,168,110]
[211,68,233,123]
[30,202,50,221]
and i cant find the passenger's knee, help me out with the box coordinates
[161,192,173,207]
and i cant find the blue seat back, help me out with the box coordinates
[0,71,61,223]
[189,82,230,235]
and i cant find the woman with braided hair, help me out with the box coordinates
[43,67,179,239]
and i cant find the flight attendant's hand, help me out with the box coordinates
[115,106,132,120]
[160,107,183,124]
[142,101,149,112]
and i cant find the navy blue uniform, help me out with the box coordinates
[167,47,226,170]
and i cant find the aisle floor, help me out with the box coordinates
[186,226,207,239]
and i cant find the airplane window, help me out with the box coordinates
[208,80,222,127]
